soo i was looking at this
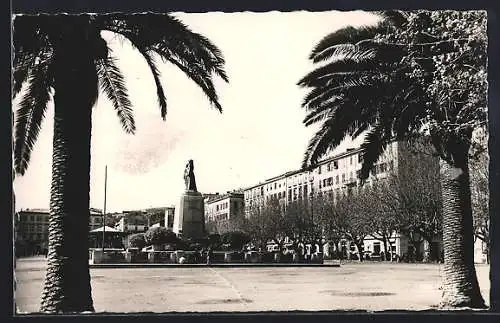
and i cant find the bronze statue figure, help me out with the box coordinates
[184,159,198,192]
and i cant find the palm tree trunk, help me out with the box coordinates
[39,26,98,313]
[440,159,486,308]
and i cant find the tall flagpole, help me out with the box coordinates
[102,165,107,251]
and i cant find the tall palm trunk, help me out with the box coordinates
[40,24,98,313]
[440,155,486,308]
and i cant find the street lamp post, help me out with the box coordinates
[309,173,315,255]
[102,165,107,252]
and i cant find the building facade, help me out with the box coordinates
[242,140,444,259]
[205,192,244,223]
[16,208,107,256]
[244,142,400,210]
[16,209,49,255]
[114,211,149,233]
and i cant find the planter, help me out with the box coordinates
[281,253,293,263]
[311,252,324,264]
[273,252,282,263]
[224,251,244,263]
[147,251,156,263]
[261,252,274,263]
[245,251,262,263]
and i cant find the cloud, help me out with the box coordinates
[112,121,187,175]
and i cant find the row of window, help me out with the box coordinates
[317,155,363,175]
[19,214,49,223]
[19,223,47,233]
[21,233,48,242]
[245,160,396,202]
[215,201,229,212]
[20,214,105,224]
[267,181,285,192]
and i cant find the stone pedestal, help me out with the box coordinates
[173,190,206,240]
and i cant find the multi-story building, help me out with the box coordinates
[242,140,443,260]
[114,211,149,233]
[205,192,244,223]
[16,209,49,255]
[16,208,106,256]
[243,141,413,209]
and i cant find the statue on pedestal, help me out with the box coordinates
[174,159,205,239]
[183,159,198,192]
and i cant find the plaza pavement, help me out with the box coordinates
[14,256,490,313]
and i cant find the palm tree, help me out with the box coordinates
[12,13,228,313]
[298,11,487,308]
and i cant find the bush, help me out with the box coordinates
[220,231,251,250]
[128,233,146,249]
[144,227,178,246]
[208,234,221,249]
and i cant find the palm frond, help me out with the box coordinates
[302,102,359,167]
[99,13,227,112]
[313,42,381,64]
[303,103,337,126]
[309,25,383,62]
[13,49,53,99]
[165,55,223,112]
[301,75,375,110]
[346,102,380,139]
[96,55,136,134]
[141,51,168,120]
[14,63,52,176]
[13,52,36,98]
[298,59,378,88]
[393,101,427,140]
[359,123,392,181]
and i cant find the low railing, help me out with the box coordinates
[89,248,325,265]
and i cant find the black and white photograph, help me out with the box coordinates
[11,7,494,314]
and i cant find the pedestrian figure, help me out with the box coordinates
[206,247,212,265]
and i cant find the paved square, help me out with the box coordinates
[14,257,490,313]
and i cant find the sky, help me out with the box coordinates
[13,11,378,213]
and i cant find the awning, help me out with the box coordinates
[90,226,121,233]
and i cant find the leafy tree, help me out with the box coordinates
[353,181,398,260]
[144,227,178,246]
[283,199,311,245]
[13,13,227,313]
[207,233,222,249]
[328,190,375,261]
[245,198,287,250]
[205,209,248,234]
[261,197,288,250]
[128,233,146,249]
[298,10,486,308]
[375,143,443,262]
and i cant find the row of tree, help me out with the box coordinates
[207,143,489,264]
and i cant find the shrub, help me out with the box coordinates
[208,233,221,249]
[144,227,178,246]
[221,231,251,251]
[128,233,146,249]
